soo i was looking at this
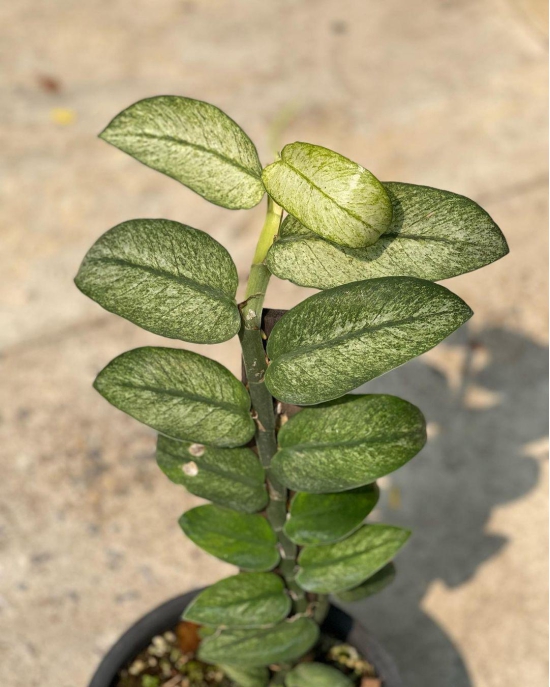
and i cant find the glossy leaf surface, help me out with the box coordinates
[284,484,379,544]
[265,277,472,405]
[266,182,509,288]
[222,666,269,687]
[94,347,254,447]
[179,505,279,571]
[157,436,267,513]
[183,573,290,628]
[262,143,392,248]
[75,219,240,343]
[336,562,396,602]
[297,524,410,593]
[285,663,353,687]
[198,618,319,667]
[272,395,426,492]
[100,96,264,209]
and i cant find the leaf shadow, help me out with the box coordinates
[340,323,548,686]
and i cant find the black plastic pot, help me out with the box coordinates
[88,589,403,687]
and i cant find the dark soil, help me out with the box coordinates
[115,622,380,687]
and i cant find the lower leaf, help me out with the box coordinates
[285,663,353,686]
[221,665,270,687]
[198,618,320,667]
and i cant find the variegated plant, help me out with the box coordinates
[76,96,508,686]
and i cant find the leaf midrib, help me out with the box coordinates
[87,256,236,306]
[116,382,245,416]
[279,158,373,229]
[271,309,457,362]
[161,447,262,488]
[127,132,262,181]
[300,538,399,571]
[280,430,422,452]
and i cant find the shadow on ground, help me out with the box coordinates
[342,324,548,686]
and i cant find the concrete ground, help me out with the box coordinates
[0,1,547,685]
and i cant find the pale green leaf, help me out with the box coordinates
[183,573,290,628]
[266,182,509,288]
[221,665,269,687]
[336,562,396,602]
[296,524,410,593]
[157,437,267,513]
[100,96,264,209]
[198,618,319,667]
[179,505,279,572]
[286,663,353,687]
[272,395,426,493]
[283,484,379,544]
[265,277,472,405]
[262,143,392,248]
[75,219,240,343]
[94,347,254,447]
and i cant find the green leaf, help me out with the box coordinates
[265,277,472,405]
[94,347,254,447]
[296,524,410,593]
[179,505,279,571]
[75,219,240,344]
[157,437,267,513]
[283,484,379,544]
[221,665,270,687]
[266,182,509,288]
[183,573,290,628]
[285,663,353,687]
[262,143,392,248]
[198,618,319,667]
[335,562,396,602]
[100,96,265,209]
[272,395,426,493]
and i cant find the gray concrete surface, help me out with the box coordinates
[0,1,547,686]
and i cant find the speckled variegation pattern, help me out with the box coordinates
[272,395,426,492]
[198,618,319,667]
[265,277,472,405]
[100,96,265,209]
[179,504,279,572]
[183,573,291,628]
[156,437,267,513]
[75,219,240,343]
[94,347,255,447]
[266,182,509,289]
[262,142,392,248]
[296,524,410,594]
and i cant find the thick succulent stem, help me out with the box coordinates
[240,198,306,613]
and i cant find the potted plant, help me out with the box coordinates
[76,96,508,687]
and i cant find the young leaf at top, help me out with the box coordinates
[183,573,291,628]
[296,524,410,594]
[221,666,269,687]
[157,437,267,513]
[179,505,279,572]
[100,96,265,209]
[198,618,319,667]
[266,182,509,289]
[75,219,240,343]
[336,562,396,602]
[285,663,353,687]
[265,277,472,405]
[94,347,254,447]
[262,142,392,248]
[271,395,426,493]
[283,485,379,545]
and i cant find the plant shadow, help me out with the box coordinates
[340,324,548,686]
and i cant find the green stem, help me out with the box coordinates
[240,197,306,613]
